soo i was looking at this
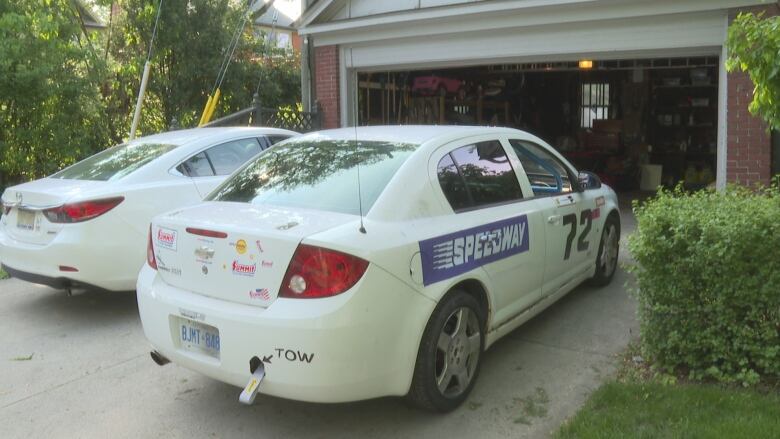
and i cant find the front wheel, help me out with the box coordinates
[407,290,485,412]
[589,213,620,286]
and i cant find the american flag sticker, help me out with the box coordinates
[249,288,270,300]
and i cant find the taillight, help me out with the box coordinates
[43,197,124,223]
[147,225,157,270]
[1,202,10,215]
[279,245,369,299]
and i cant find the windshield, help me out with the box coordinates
[51,142,178,181]
[208,139,418,215]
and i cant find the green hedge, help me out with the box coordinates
[628,186,780,384]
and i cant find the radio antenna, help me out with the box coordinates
[352,48,366,234]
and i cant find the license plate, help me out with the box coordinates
[16,209,35,230]
[176,317,220,359]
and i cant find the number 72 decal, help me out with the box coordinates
[563,209,592,260]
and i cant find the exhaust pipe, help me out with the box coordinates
[150,350,170,366]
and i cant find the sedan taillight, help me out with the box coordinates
[147,225,157,270]
[1,201,10,215]
[43,197,124,223]
[279,244,369,299]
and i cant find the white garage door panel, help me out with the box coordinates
[347,11,725,70]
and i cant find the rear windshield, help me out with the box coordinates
[51,142,177,181]
[208,139,417,215]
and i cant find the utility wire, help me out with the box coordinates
[146,0,164,61]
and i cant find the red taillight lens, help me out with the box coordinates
[147,225,157,270]
[43,197,124,223]
[279,244,369,299]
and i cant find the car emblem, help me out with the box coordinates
[195,245,215,260]
[202,265,208,275]
[15,192,22,203]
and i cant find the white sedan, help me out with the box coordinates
[0,127,298,291]
[137,126,620,412]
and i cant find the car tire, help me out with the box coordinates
[406,289,485,412]
[588,212,620,286]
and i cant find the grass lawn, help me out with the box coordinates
[0,267,7,280]
[557,381,780,439]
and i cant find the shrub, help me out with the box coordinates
[628,186,780,385]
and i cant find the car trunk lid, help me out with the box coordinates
[151,202,356,307]
[1,178,110,245]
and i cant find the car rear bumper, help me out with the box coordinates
[1,263,111,291]
[0,224,143,291]
[136,264,435,403]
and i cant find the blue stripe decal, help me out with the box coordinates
[419,214,530,286]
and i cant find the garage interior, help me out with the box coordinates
[357,56,720,192]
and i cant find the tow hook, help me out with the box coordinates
[150,350,170,366]
[239,356,266,405]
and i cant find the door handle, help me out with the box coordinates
[556,195,577,207]
[548,215,562,224]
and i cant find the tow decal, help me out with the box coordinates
[419,215,529,286]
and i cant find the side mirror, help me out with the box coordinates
[578,171,602,190]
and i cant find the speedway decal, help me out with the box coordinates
[418,215,529,286]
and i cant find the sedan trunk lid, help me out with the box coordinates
[1,178,110,245]
[151,202,356,307]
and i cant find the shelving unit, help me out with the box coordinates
[647,67,718,186]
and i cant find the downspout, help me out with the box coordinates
[300,0,313,112]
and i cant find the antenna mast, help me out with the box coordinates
[352,48,366,234]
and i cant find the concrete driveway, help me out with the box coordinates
[0,209,637,439]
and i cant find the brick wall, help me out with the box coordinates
[726,6,777,186]
[315,45,340,129]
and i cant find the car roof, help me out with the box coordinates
[130,127,297,146]
[295,125,522,146]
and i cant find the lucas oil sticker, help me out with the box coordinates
[419,215,529,286]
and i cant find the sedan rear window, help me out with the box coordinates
[208,139,417,215]
[52,142,177,181]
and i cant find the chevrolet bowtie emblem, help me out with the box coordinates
[195,246,215,260]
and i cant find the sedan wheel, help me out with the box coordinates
[436,307,481,398]
[589,214,620,286]
[407,290,485,412]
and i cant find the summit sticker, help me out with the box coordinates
[419,215,530,286]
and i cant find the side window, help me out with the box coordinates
[205,138,263,176]
[437,154,471,211]
[177,152,214,177]
[266,135,290,146]
[436,140,524,212]
[509,139,573,196]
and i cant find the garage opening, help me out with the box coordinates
[356,56,720,192]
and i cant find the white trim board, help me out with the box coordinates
[341,11,726,71]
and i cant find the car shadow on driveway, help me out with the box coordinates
[162,265,636,439]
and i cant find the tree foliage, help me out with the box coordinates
[0,0,110,184]
[106,0,300,139]
[726,11,780,131]
[1,0,301,188]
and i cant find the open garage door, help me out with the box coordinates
[357,56,720,193]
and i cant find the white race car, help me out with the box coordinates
[0,127,297,291]
[137,126,620,412]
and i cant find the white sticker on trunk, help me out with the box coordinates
[156,227,178,251]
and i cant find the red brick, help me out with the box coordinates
[315,45,340,129]
[725,6,775,187]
